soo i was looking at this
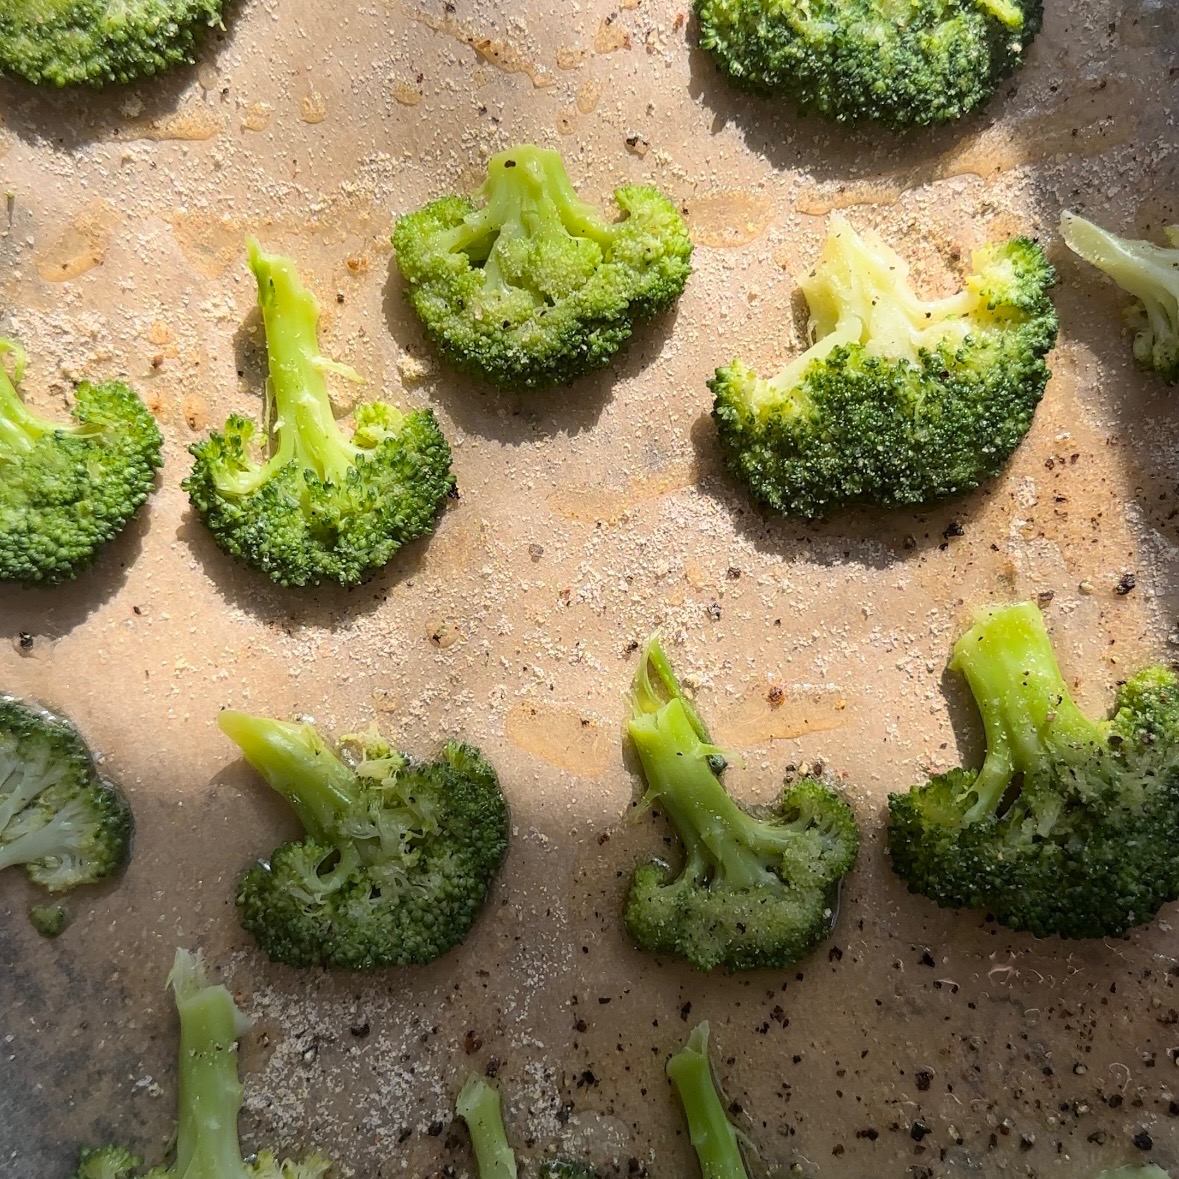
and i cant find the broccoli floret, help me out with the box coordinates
[695,0,1042,128]
[888,601,1179,938]
[0,695,132,895]
[0,0,223,86]
[185,239,455,588]
[1060,210,1179,385]
[667,1023,749,1179]
[222,711,509,969]
[28,901,69,936]
[1095,1169,1172,1179]
[711,216,1058,518]
[537,1165,596,1179]
[392,145,692,391]
[0,338,162,584]
[73,949,333,1179]
[623,637,859,972]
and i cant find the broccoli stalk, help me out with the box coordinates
[666,1024,749,1179]
[456,1074,519,1179]
[1095,1169,1173,1179]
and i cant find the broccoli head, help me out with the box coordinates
[0,695,132,895]
[73,949,333,1179]
[0,338,162,585]
[0,0,224,86]
[185,239,455,588]
[392,145,693,391]
[222,711,509,969]
[667,1023,749,1179]
[711,216,1058,518]
[695,0,1042,128]
[889,601,1179,938]
[1060,210,1179,385]
[624,637,859,972]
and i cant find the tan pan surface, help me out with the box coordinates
[1,1,1178,1176]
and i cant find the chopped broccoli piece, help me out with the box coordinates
[28,901,69,936]
[393,145,692,391]
[888,601,1179,938]
[711,216,1058,518]
[624,637,859,972]
[0,338,162,585]
[667,1023,749,1179]
[1095,1169,1172,1179]
[695,0,1042,128]
[222,711,509,969]
[537,1165,597,1179]
[0,0,224,86]
[72,949,334,1179]
[1060,210,1179,385]
[0,696,132,895]
[185,239,455,588]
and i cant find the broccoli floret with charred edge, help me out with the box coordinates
[695,0,1042,128]
[185,239,455,588]
[72,949,333,1179]
[1060,210,1179,385]
[623,637,859,972]
[711,216,1058,518]
[667,1023,750,1179]
[393,145,692,391]
[0,695,132,896]
[222,711,509,969]
[888,601,1179,938]
[0,338,162,585]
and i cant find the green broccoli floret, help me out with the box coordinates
[888,601,1179,938]
[667,1023,749,1179]
[185,239,455,588]
[392,145,693,391]
[537,1164,597,1179]
[221,711,509,969]
[695,0,1042,128]
[1060,210,1179,385]
[0,338,162,584]
[624,637,859,972]
[73,949,334,1179]
[0,0,224,86]
[1095,1169,1172,1179]
[711,216,1058,518]
[28,901,69,936]
[0,695,132,896]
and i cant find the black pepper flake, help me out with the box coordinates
[919,950,935,967]
[910,1121,930,1142]
[1134,1130,1154,1151]
[1117,572,1137,595]
[915,1070,932,1092]
[18,632,33,650]
[856,1128,879,1141]
[350,1020,370,1038]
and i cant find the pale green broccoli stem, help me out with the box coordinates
[0,796,92,873]
[977,0,1025,29]
[667,1024,749,1179]
[456,1073,518,1179]
[0,338,91,455]
[950,602,1105,822]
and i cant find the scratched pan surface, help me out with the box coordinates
[1,1,1178,1176]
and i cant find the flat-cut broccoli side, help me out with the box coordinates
[393,145,693,391]
[0,338,162,584]
[695,0,1042,128]
[0,0,224,86]
[222,711,509,969]
[1060,210,1179,385]
[667,1023,749,1179]
[889,601,1179,938]
[185,239,455,588]
[624,637,859,972]
[73,949,333,1179]
[0,695,132,895]
[712,216,1058,518]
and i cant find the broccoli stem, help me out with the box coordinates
[0,798,88,873]
[667,1023,749,1179]
[218,710,359,843]
[456,1073,518,1179]
[949,602,1104,821]
[0,339,54,454]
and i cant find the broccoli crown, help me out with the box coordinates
[73,950,334,1179]
[0,0,224,86]
[624,637,859,973]
[185,239,455,588]
[0,339,163,585]
[888,601,1179,938]
[223,712,510,969]
[712,217,1058,518]
[0,695,132,894]
[667,1023,750,1179]
[392,145,693,391]
[1060,210,1179,385]
[695,0,1041,128]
